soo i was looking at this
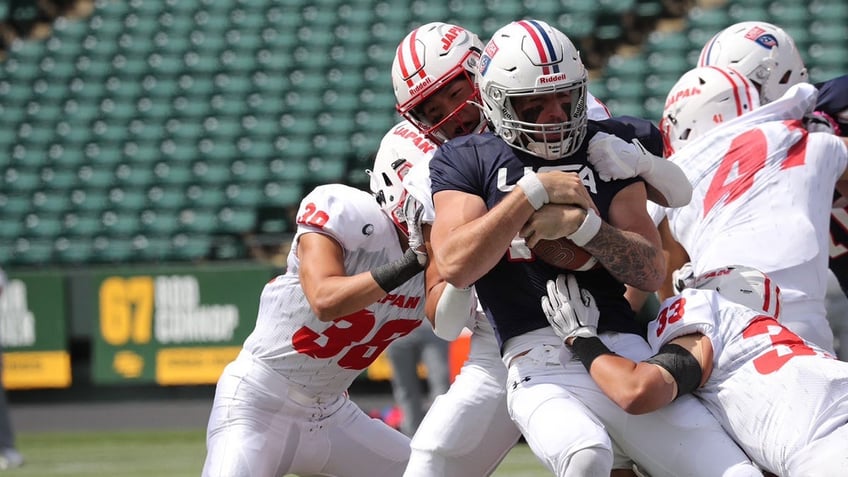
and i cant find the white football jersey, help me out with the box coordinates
[667,119,848,307]
[241,184,425,400]
[648,289,848,475]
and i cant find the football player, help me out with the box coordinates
[388,21,692,477]
[543,265,848,476]
[428,19,760,477]
[651,64,848,360]
[697,20,848,354]
[201,133,428,477]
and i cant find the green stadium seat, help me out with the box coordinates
[687,7,731,31]
[185,184,228,209]
[146,185,186,210]
[140,208,180,235]
[809,0,848,21]
[70,187,108,213]
[101,210,142,236]
[135,235,171,262]
[727,4,770,22]
[264,182,303,207]
[54,237,95,264]
[179,208,218,233]
[93,236,136,262]
[10,239,53,266]
[62,212,102,237]
[807,43,848,70]
[192,160,232,186]
[3,167,40,192]
[32,190,69,214]
[77,165,116,189]
[170,234,212,261]
[114,163,156,188]
[23,213,63,238]
[218,207,256,233]
[153,161,193,186]
[225,183,264,207]
[108,186,148,211]
[268,158,309,182]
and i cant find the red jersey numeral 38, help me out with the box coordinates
[292,309,419,370]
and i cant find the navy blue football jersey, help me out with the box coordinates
[430,119,655,348]
[815,74,848,136]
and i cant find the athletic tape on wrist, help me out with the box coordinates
[569,336,614,372]
[517,172,549,210]
[567,208,602,246]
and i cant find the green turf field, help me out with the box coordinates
[12,430,549,477]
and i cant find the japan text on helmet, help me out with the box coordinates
[698,21,808,104]
[660,66,760,156]
[477,19,588,160]
[392,22,486,144]
[693,265,781,319]
[367,125,435,235]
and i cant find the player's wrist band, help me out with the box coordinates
[371,248,424,293]
[567,208,602,246]
[517,172,549,210]
[569,336,614,372]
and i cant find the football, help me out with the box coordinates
[532,237,598,271]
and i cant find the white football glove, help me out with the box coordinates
[541,274,599,342]
[672,262,696,295]
[402,194,427,266]
[587,132,654,182]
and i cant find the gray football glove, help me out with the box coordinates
[402,194,427,266]
[541,274,599,341]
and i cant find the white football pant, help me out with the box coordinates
[507,332,763,477]
[202,351,410,477]
[403,318,521,477]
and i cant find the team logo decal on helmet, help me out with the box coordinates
[744,27,778,49]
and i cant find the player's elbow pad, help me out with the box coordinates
[433,284,475,341]
[642,157,693,208]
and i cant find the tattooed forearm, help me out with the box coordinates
[582,222,665,291]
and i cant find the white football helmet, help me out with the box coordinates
[660,66,760,156]
[367,126,434,235]
[698,21,808,104]
[477,19,588,160]
[392,22,486,144]
[694,265,781,319]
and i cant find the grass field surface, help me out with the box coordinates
[12,429,549,477]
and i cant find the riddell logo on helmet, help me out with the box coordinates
[408,76,433,96]
[664,87,701,108]
[440,25,466,51]
[539,74,567,84]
